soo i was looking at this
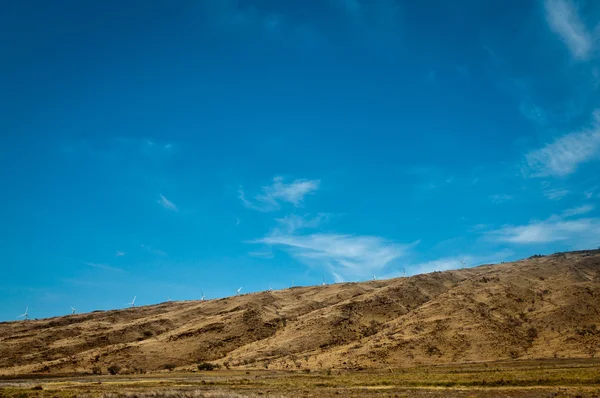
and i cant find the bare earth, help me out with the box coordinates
[1,250,600,396]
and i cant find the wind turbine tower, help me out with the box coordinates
[17,306,29,320]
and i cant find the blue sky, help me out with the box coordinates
[1,0,600,320]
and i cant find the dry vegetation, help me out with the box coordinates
[1,360,600,397]
[1,250,600,396]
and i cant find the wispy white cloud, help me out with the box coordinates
[256,233,417,280]
[266,177,320,205]
[523,111,600,177]
[469,223,491,232]
[158,194,178,212]
[562,204,594,217]
[486,216,600,244]
[115,251,126,257]
[490,194,513,204]
[140,244,167,256]
[410,251,513,275]
[544,187,570,200]
[83,262,123,272]
[248,250,275,259]
[239,176,320,212]
[376,250,514,279]
[274,213,329,234]
[544,0,592,60]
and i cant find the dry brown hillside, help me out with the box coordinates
[1,250,600,376]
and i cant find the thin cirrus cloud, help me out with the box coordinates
[544,0,593,60]
[158,194,178,212]
[485,216,600,245]
[522,111,600,177]
[274,213,330,234]
[543,187,570,200]
[82,262,123,272]
[401,250,514,277]
[115,251,126,257]
[490,194,513,204]
[239,176,320,212]
[562,204,594,217]
[248,250,275,259]
[256,233,418,281]
[140,244,167,256]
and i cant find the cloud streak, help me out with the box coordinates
[248,250,275,259]
[486,216,600,245]
[158,194,178,212]
[562,204,594,217]
[83,262,123,272]
[407,250,513,276]
[544,188,570,200]
[140,244,167,256]
[239,176,320,212]
[490,194,513,204]
[274,213,329,234]
[544,0,592,60]
[257,232,417,280]
[523,111,600,177]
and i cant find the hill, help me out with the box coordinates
[1,250,599,376]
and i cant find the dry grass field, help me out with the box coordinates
[2,250,600,396]
[2,359,600,397]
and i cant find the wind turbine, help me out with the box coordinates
[268,285,273,292]
[236,287,242,296]
[403,268,406,277]
[129,296,136,307]
[17,306,29,320]
[200,290,205,301]
[460,260,466,267]
[167,297,171,303]
[322,277,326,286]
[373,274,376,281]
[71,306,76,315]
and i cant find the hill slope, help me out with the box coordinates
[1,250,600,376]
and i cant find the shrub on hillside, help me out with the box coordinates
[527,327,538,341]
[425,344,442,356]
[107,364,121,375]
[528,254,545,259]
[197,362,217,371]
[164,363,177,371]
